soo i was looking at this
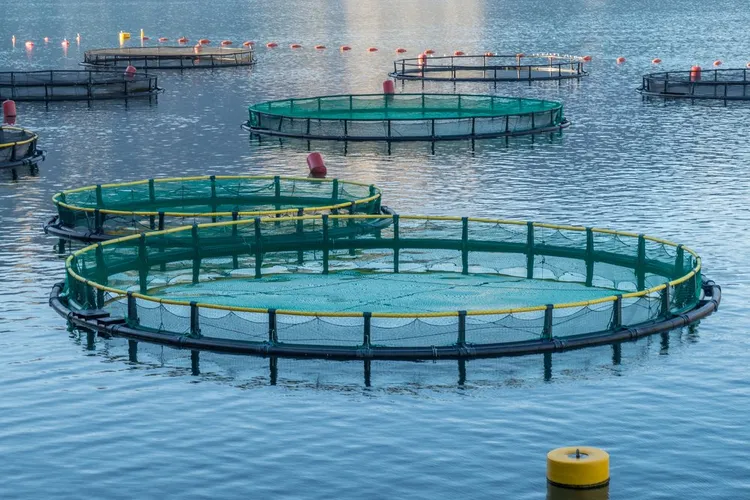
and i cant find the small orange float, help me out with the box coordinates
[44,37,49,43]
[25,41,34,48]
[199,39,211,45]
[582,55,592,62]
[424,49,435,55]
[178,37,188,44]
[367,47,378,52]
[652,58,662,64]
[242,41,254,47]
[314,45,326,50]
[396,47,407,53]
[158,37,168,42]
[61,39,70,47]
[485,52,495,57]
[221,40,233,46]
[290,43,302,49]
[454,50,465,56]
[340,45,352,51]
[713,60,722,66]
[266,42,278,48]
[616,56,626,64]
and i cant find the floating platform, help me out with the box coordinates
[243,93,569,141]
[51,214,720,361]
[638,69,750,100]
[390,54,588,82]
[0,126,45,170]
[0,70,160,101]
[83,46,255,69]
[45,175,384,242]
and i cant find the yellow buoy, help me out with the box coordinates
[547,447,609,489]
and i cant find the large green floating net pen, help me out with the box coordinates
[51,214,720,360]
[44,175,385,242]
[243,93,569,141]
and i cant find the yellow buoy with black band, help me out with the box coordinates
[547,447,609,489]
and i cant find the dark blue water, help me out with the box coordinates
[1,1,749,498]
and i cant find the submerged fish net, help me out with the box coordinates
[0,70,160,101]
[638,68,750,100]
[53,215,716,360]
[0,126,44,169]
[83,46,255,69]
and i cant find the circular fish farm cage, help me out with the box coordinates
[0,70,161,101]
[51,214,720,361]
[0,126,45,170]
[390,54,588,82]
[45,175,384,242]
[83,46,255,69]
[243,93,569,141]
[638,68,750,101]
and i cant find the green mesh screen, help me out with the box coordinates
[64,216,702,350]
[53,176,382,237]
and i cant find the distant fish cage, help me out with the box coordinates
[83,46,255,70]
[389,54,588,82]
[638,68,750,101]
[0,70,161,101]
[0,126,45,169]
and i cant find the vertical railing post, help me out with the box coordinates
[661,284,672,318]
[610,295,623,330]
[296,208,305,264]
[542,305,553,340]
[322,214,329,274]
[675,244,685,277]
[127,291,139,327]
[363,312,372,348]
[192,223,200,284]
[254,217,263,278]
[138,234,148,294]
[393,214,400,273]
[461,217,469,275]
[585,227,594,287]
[637,234,646,290]
[189,302,201,337]
[526,221,534,279]
[268,309,278,343]
[457,310,466,346]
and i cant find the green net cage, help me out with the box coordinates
[244,93,569,141]
[83,46,255,69]
[0,125,45,170]
[390,54,588,82]
[45,175,384,242]
[638,68,750,101]
[51,214,720,360]
[0,70,161,101]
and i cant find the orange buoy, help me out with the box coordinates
[713,60,722,67]
[383,80,395,94]
[307,152,327,178]
[340,45,352,51]
[454,50,465,56]
[2,100,17,125]
[44,37,49,43]
[485,52,495,57]
[266,42,278,48]
[367,47,378,52]
[690,65,702,82]
[652,58,662,64]
[25,41,34,48]
[396,48,407,54]
[243,41,254,47]
[424,49,435,55]
[417,52,427,65]
[158,37,168,42]
[76,33,81,43]
[142,36,150,41]
[582,55,592,62]
[516,53,525,58]
[221,40,233,46]
[11,35,16,45]
[616,56,626,64]
[290,43,302,49]
[314,45,326,50]
[746,62,750,69]
[61,39,70,47]
[178,37,188,44]
[193,43,203,54]
[124,65,137,77]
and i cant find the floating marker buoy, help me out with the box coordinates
[25,41,34,48]
[746,62,750,69]
[417,53,427,65]
[307,152,327,178]
[243,41,254,47]
[158,37,168,42]
[652,58,662,64]
[314,45,326,50]
[76,33,81,43]
[713,60,722,67]
[424,49,435,55]
[367,47,378,52]
[582,55,592,62]
[124,65,137,77]
[199,39,211,45]
[485,52,495,57]
[11,35,16,45]
[516,53,525,58]
[2,100,18,125]
[383,79,395,94]
[44,37,49,43]
[396,47,407,53]
[221,40,233,46]
[120,31,131,40]
[547,447,610,490]
[616,56,626,64]
[266,42,278,48]
[690,65,702,82]
[193,43,203,54]
[290,43,302,49]
[454,50,465,56]
[142,36,150,41]
[61,39,70,47]
[340,45,351,51]
[178,37,188,44]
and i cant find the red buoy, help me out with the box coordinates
[307,152,327,178]
[243,41,254,47]
[713,60,722,67]
[582,55,592,62]
[690,65,702,82]
[367,47,378,52]
[178,37,188,44]
[199,39,211,45]
[221,40,233,46]
[266,42,278,48]
[290,43,302,49]
[485,52,495,57]
[652,58,662,64]
[454,50,465,56]
[383,80,395,94]
[315,44,326,50]
[158,37,169,42]
[124,65,137,77]
[2,100,17,125]
[395,48,407,54]
[340,45,352,51]
[616,56,626,64]
[417,53,427,65]
[424,49,435,55]
[193,44,203,54]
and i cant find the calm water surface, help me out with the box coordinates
[1,1,749,498]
